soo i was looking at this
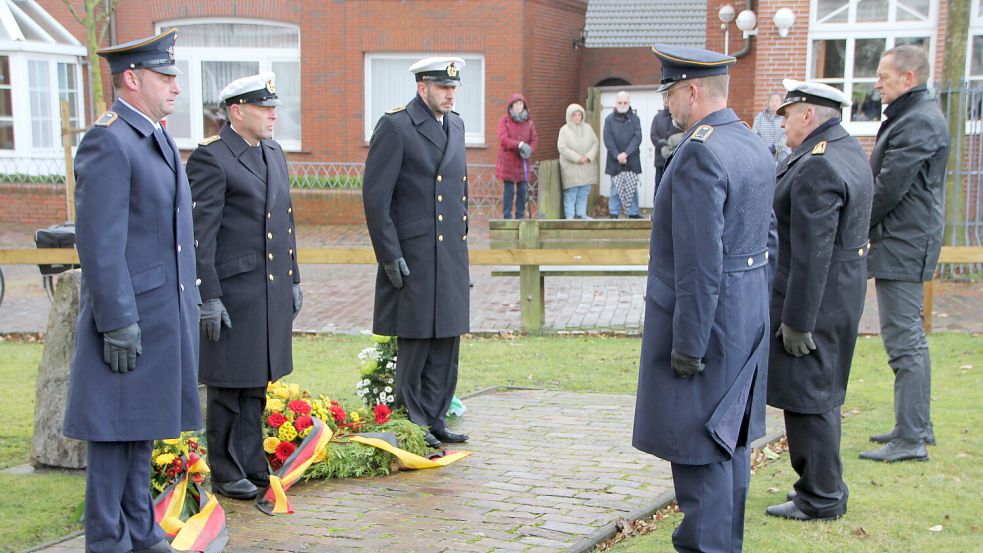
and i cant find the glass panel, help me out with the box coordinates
[0,120,13,149]
[0,56,9,85]
[170,23,299,48]
[812,40,847,79]
[167,60,191,139]
[895,36,928,48]
[201,61,258,138]
[271,61,300,144]
[972,36,983,77]
[855,38,886,78]
[58,63,81,146]
[857,0,890,22]
[851,82,882,122]
[29,60,52,148]
[0,89,10,117]
[817,0,849,23]
[896,0,931,21]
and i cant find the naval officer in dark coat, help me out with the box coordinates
[63,30,199,553]
[765,80,873,522]
[633,45,775,553]
[363,57,470,448]
[186,72,302,500]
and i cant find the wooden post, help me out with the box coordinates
[537,160,562,219]
[923,280,934,335]
[518,220,543,333]
[60,101,76,223]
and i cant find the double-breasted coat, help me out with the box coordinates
[363,94,470,339]
[186,123,300,388]
[64,100,201,442]
[767,122,874,414]
[633,108,775,465]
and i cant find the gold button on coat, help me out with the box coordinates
[267,212,271,219]
[462,235,467,241]
[747,257,753,266]
[463,215,467,221]
[288,228,292,234]
[438,235,444,241]
[268,253,274,260]
[461,195,466,202]
[438,214,443,221]
[437,175,443,182]
[437,195,443,202]
[268,274,274,281]
[858,248,864,256]
[267,232,273,239]
[289,248,294,255]
[288,207,292,213]
[288,269,293,276]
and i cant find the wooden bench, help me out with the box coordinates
[489,219,651,332]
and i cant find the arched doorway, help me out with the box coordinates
[595,77,631,87]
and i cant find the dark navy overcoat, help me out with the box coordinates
[363,94,470,339]
[633,108,774,465]
[767,122,873,414]
[64,100,201,441]
[187,123,300,388]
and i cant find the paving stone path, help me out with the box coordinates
[35,389,678,553]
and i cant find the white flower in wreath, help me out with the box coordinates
[384,386,392,393]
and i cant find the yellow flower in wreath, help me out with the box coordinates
[300,426,313,438]
[274,386,291,400]
[350,411,361,422]
[162,437,181,445]
[278,423,298,442]
[263,437,281,454]
[154,453,176,466]
[266,398,284,412]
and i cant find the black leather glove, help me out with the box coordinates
[200,298,231,342]
[776,322,817,357]
[103,322,141,373]
[518,142,533,160]
[383,257,410,289]
[670,350,705,379]
[292,283,303,319]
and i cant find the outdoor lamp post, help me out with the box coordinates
[773,8,795,37]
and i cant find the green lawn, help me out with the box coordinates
[608,333,983,552]
[2,333,980,552]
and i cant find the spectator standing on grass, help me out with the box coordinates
[557,103,599,219]
[603,91,643,218]
[496,93,538,219]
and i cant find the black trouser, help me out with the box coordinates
[395,336,460,432]
[785,407,849,518]
[85,440,162,553]
[205,385,268,483]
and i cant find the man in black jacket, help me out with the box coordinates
[765,80,873,521]
[650,107,681,194]
[603,92,643,218]
[187,72,302,499]
[362,57,470,448]
[860,45,948,463]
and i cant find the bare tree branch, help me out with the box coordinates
[60,0,85,26]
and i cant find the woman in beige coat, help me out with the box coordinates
[557,103,599,219]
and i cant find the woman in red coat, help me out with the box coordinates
[496,93,538,219]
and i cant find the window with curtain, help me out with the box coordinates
[967,1,983,85]
[364,54,485,144]
[58,62,81,147]
[29,60,52,148]
[159,20,302,150]
[0,56,13,150]
[809,0,936,128]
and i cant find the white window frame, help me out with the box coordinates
[157,18,302,151]
[0,53,85,156]
[807,0,938,136]
[363,53,485,145]
[965,1,983,83]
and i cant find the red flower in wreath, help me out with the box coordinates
[294,415,313,432]
[288,400,312,416]
[329,404,347,424]
[275,441,297,461]
[373,404,392,425]
[267,412,288,428]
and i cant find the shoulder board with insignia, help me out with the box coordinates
[94,111,118,127]
[451,109,460,115]
[385,105,406,114]
[198,135,221,146]
[812,141,827,155]
[690,125,714,143]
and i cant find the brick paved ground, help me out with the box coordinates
[36,389,681,553]
[3,222,982,336]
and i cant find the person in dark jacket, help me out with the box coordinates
[650,106,681,192]
[603,91,643,218]
[860,45,949,463]
[187,72,302,500]
[496,93,538,219]
[635,45,774,553]
[363,57,470,448]
[765,80,873,522]
[64,30,199,553]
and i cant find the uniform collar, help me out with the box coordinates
[681,107,739,139]
[113,99,158,136]
[783,121,848,168]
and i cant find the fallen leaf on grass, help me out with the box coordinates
[853,527,868,538]
[959,364,973,370]
[763,447,780,460]
[928,525,944,532]
[956,453,969,459]
[767,486,781,494]
[971,525,979,533]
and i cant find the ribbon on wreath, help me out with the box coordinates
[152,452,228,552]
[348,432,471,469]
[256,416,333,515]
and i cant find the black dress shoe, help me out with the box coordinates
[765,501,841,521]
[870,429,936,446]
[859,439,928,462]
[787,490,797,501]
[247,473,270,489]
[628,214,644,219]
[423,432,442,448]
[212,478,259,499]
[431,427,469,443]
[133,539,179,553]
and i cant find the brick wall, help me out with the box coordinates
[291,189,365,226]
[579,47,662,96]
[0,184,68,225]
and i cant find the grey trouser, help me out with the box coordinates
[395,336,460,432]
[875,278,933,443]
[785,408,848,518]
